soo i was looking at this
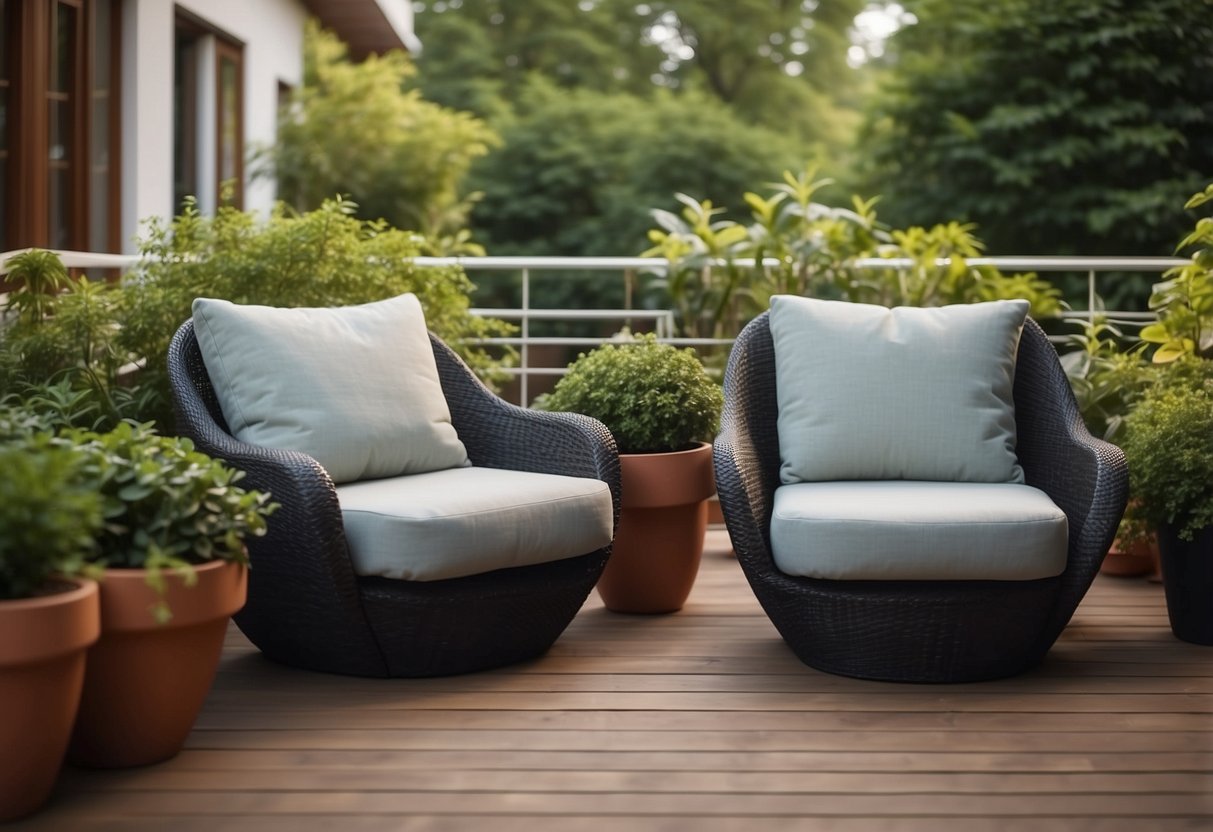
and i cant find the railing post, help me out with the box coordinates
[1089,270,1097,324]
[521,267,530,407]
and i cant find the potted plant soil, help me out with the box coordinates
[1123,359,1213,645]
[0,416,103,820]
[63,422,276,767]
[539,333,723,613]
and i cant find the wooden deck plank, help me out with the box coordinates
[14,530,1212,831]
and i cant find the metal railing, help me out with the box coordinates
[1,249,1188,405]
[412,254,1186,404]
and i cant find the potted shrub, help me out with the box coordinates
[539,333,723,613]
[1122,359,1213,645]
[0,417,103,819]
[63,422,276,767]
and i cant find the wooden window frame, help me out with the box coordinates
[3,0,120,256]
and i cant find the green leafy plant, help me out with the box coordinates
[1140,184,1213,363]
[1122,359,1213,541]
[0,251,139,431]
[119,197,511,425]
[537,333,723,454]
[0,430,105,600]
[1058,314,1154,442]
[642,166,1062,339]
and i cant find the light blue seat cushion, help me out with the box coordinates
[769,296,1029,484]
[336,467,614,581]
[770,481,1068,581]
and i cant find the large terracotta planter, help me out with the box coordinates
[69,560,247,768]
[0,579,99,820]
[597,442,715,614]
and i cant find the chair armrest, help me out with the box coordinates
[1014,320,1128,640]
[431,336,621,523]
[714,313,784,572]
[167,322,383,671]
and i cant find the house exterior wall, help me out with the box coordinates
[120,0,306,253]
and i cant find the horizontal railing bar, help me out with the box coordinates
[469,308,671,320]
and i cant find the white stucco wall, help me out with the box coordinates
[120,0,307,253]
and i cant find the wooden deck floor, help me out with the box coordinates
[17,530,1213,832]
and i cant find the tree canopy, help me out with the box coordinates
[858,0,1213,256]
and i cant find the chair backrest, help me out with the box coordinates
[722,310,1074,489]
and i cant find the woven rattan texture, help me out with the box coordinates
[169,320,619,678]
[714,313,1128,683]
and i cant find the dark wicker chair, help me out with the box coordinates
[714,312,1128,683]
[168,320,620,678]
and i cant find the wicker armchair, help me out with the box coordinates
[714,312,1128,683]
[168,320,620,678]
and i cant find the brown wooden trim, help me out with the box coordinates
[12,0,50,248]
[105,0,121,253]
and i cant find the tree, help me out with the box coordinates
[263,21,499,245]
[412,0,865,151]
[466,78,808,258]
[859,0,1213,257]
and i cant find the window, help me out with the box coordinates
[174,13,244,212]
[1,0,120,254]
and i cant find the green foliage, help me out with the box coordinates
[1058,315,1154,442]
[264,21,498,246]
[1140,184,1213,362]
[0,429,104,600]
[860,0,1213,257]
[120,198,510,425]
[643,167,1061,338]
[56,422,276,571]
[0,252,145,431]
[467,80,806,260]
[1123,359,1213,541]
[538,333,723,454]
[413,0,864,151]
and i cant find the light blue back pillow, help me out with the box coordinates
[769,296,1029,484]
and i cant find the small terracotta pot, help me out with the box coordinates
[597,442,715,614]
[0,579,99,820]
[1101,535,1160,578]
[69,560,247,768]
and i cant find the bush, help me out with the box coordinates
[1123,359,1213,541]
[119,198,510,426]
[538,333,722,454]
[0,431,104,600]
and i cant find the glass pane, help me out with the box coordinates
[50,100,69,161]
[174,33,198,208]
[52,3,77,93]
[49,168,68,249]
[92,0,111,92]
[219,58,238,182]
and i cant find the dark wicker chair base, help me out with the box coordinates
[169,319,620,678]
[744,571,1063,683]
[715,312,1128,684]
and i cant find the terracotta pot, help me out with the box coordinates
[69,560,247,768]
[597,442,715,614]
[1101,534,1159,578]
[0,579,99,820]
